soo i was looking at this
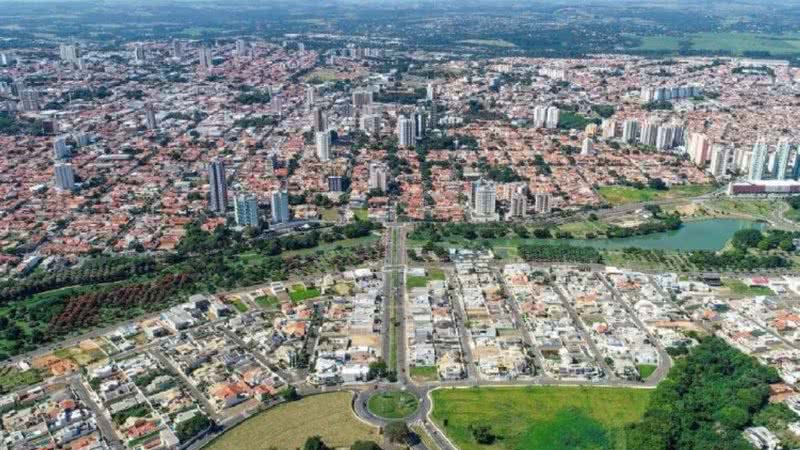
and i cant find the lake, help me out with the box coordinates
[566,219,766,251]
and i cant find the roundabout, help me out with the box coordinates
[365,389,420,420]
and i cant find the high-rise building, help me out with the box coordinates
[656,126,675,151]
[601,119,617,139]
[639,121,658,147]
[793,153,800,180]
[585,123,598,137]
[54,163,75,191]
[234,193,259,228]
[688,133,711,166]
[59,44,80,64]
[312,108,326,132]
[235,39,248,58]
[534,192,551,214]
[426,83,435,101]
[53,136,70,159]
[369,163,388,192]
[533,106,548,128]
[144,104,157,130]
[510,192,527,218]
[708,144,730,178]
[173,40,184,59]
[352,89,373,110]
[208,158,228,213]
[316,131,331,162]
[581,138,594,156]
[328,176,344,192]
[20,90,39,112]
[545,106,560,129]
[622,120,639,143]
[133,45,145,63]
[413,109,427,140]
[397,116,414,147]
[360,114,381,134]
[198,47,213,70]
[306,86,317,111]
[472,179,497,219]
[749,139,768,181]
[271,190,290,224]
[773,139,791,180]
[271,94,283,116]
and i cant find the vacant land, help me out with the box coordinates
[205,392,378,450]
[410,365,438,382]
[723,279,775,297]
[367,391,419,419]
[431,386,651,450]
[598,184,715,206]
[407,268,446,290]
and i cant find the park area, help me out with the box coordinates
[431,386,651,450]
[205,392,378,450]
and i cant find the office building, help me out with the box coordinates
[773,139,791,180]
[271,190,290,224]
[397,116,414,147]
[545,106,560,129]
[510,192,527,218]
[54,163,75,191]
[208,158,228,213]
[708,144,730,178]
[234,193,259,228]
[316,131,331,162]
[53,136,70,159]
[749,139,769,181]
[369,163,388,192]
[328,176,344,192]
[622,120,639,144]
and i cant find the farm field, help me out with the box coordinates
[205,392,378,450]
[431,386,651,450]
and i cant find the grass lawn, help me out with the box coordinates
[410,366,438,382]
[0,367,43,392]
[321,208,339,222]
[288,287,321,303]
[723,279,775,297]
[431,386,651,450]
[637,364,657,380]
[367,391,419,419]
[407,268,446,290]
[205,392,378,450]
[254,295,279,309]
[228,298,248,313]
[558,220,610,238]
[695,198,780,221]
[353,208,369,222]
[598,184,716,206]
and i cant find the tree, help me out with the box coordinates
[384,422,410,443]
[304,436,330,450]
[282,386,301,402]
[351,441,382,450]
[732,229,764,250]
[469,424,496,444]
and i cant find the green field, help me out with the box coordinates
[410,365,438,381]
[636,32,800,56]
[431,386,651,450]
[367,391,419,419]
[406,268,446,290]
[723,279,775,297]
[637,364,657,380]
[228,298,248,313]
[0,367,44,392]
[598,184,716,206]
[458,39,517,48]
[288,285,321,303]
[254,295,279,309]
[205,392,378,450]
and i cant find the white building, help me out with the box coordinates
[54,163,75,191]
[316,130,331,162]
[397,116,414,147]
[271,190,290,224]
[234,192,259,228]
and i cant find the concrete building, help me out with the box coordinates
[601,119,617,139]
[688,133,711,167]
[749,139,768,181]
[534,192,551,214]
[773,139,791,180]
[271,190,290,224]
[144,104,157,130]
[413,109,427,140]
[639,121,658,147]
[234,192,259,228]
[359,114,381,134]
[472,179,497,220]
[369,163,388,192]
[312,107,326,132]
[533,106,548,128]
[708,144,730,179]
[328,176,344,192]
[545,106,560,129]
[622,120,639,144]
[581,138,594,156]
[510,192,527,218]
[198,46,213,70]
[208,158,228,213]
[54,163,75,191]
[316,130,331,162]
[352,89,373,109]
[397,116,414,147]
[53,136,70,159]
